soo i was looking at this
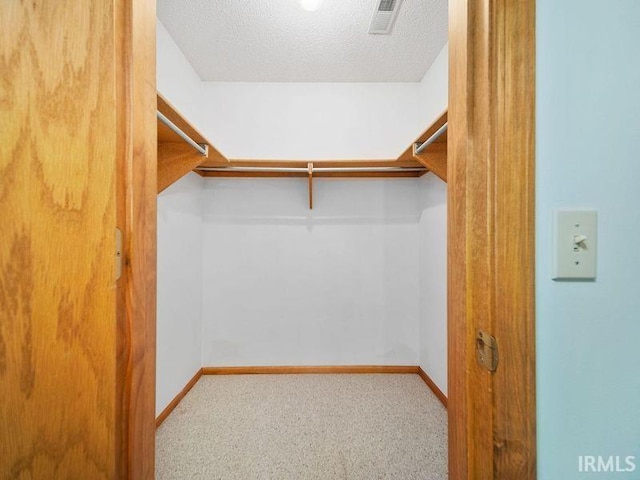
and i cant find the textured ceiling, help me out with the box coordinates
[157,0,448,82]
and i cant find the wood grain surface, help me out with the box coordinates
[0,2,117,478]
[157,93,226,165]
[448,0,536,478]
[492,1,536,477]
[447,1,470,474]
[115,0,158,478]
[157,92,218,193]
[158,143,207,193]
[398,110,448,163]
[202,365,420,375]
[413,143,448,182]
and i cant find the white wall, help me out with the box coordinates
[418,175,448,395]
[156,19,206,415]
[536,2,640,477]
[157,22,449,394]
[156,173,204,415]
[416,44,449,395]
[196,45,449,369]
[200,82,422,160]
[417,44,449,130]
[198,45,448,162]
[201,178,421,366]
[157,19,204,129]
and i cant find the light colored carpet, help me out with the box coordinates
[156,374,447,480]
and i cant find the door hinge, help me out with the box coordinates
[476,330,499,372]
[115,228,123,281]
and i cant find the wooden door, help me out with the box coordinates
[448,0,537,478]
[0,1,157,478]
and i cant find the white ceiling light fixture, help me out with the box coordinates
[298,0,323,12]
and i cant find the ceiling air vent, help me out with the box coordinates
[368,0,404,35]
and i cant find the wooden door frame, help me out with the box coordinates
[119,0,537,478]
[448,0,537,478]
[115,0,157,478]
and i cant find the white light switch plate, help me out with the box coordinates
[552,210,597,280]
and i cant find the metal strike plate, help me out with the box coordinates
[476,330,499,372]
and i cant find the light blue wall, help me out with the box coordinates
[537,1,640,478]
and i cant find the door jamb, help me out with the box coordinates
[115,0,158,478]
[448,0,537,478]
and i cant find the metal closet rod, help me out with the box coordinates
[157,111,208,156]
[199,166,426,173]
[414,123,448,155]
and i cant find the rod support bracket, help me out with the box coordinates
[308,162,313,210]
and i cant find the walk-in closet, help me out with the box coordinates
[3,0,543,477]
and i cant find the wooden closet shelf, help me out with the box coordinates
[157,93,227,194]
[198,159,424,170]
[192,109,447,181]
[157,91,447,193]
[401,109,448,182]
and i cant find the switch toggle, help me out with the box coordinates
[573,234,588,245]
[552,210,597,280]
[573,234,588,252]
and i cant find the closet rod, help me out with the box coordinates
[414,123,448,155]
[157,111,208,156]
[199,166,426,173]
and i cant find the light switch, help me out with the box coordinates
[552,210,597,280]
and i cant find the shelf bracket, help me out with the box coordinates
[308,162,314,209]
